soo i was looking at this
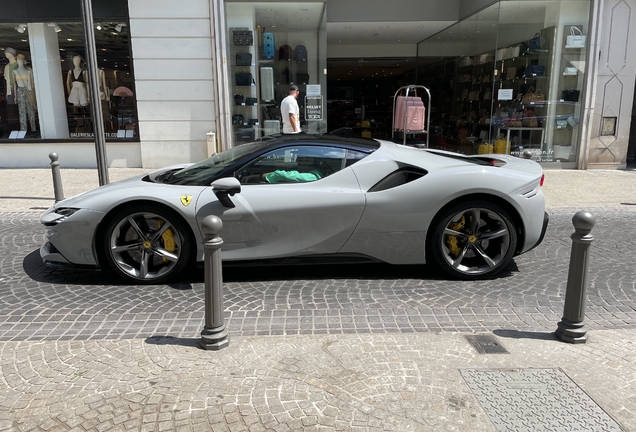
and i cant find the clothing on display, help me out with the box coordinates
[68,70,89,106]
[12,54,37,132]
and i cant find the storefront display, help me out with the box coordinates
[0,0,137,142]
[226,2,327,144]
[418,0,592,166]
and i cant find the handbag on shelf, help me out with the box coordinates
[561,89,580,102]
[566,26,586,48]
[245,97,257,105]
[524,64,545,77]
[506,67,517,80]
[522,87,545,105]
[567,115,580,127]
[563,66,578,76]
[231,114,245,125]
[528,32,541,51]
[556,119,568,129]
[235,72,253,86]
[235,52,252,66]
[233,30,253,46]
[522,116,538,127]
[233,94,244,105]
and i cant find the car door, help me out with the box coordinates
[194,145,366,260]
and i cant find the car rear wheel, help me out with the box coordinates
[428,201,517,280]
[100,204,193,284]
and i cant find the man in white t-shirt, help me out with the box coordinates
[280,85,301,134]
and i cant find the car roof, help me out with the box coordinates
[253,134,381,153]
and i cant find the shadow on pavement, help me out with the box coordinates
[24,247,520,286]
[493,329,557,340]
[145,335,201,348]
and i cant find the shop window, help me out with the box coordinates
[226,2,327,146]
[417,0,591,166]
[0,4,137,141]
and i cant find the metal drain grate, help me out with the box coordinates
[461,368,622,431]
[465,334,509,354]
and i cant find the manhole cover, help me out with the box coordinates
[465,334,509,354]
[461,368,622,431]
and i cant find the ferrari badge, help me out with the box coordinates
[180,195,193,206]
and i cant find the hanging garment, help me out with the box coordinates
[68,81,89,106]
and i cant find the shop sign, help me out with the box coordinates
[305,95,323,120]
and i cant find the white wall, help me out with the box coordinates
[128,0,216,168]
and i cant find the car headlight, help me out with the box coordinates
[55,207,80,218]
[41,207,81,226]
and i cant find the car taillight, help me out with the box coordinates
[540,173,545,187]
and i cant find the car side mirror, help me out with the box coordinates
[211,177,241,208]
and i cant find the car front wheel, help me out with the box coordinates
[428,201,517,280]
[100,204,193,284]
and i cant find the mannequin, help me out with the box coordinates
[12,54,37,132]
[3,47,18,105]
[98,68,109,101]
[66,55,89,106]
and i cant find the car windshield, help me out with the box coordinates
[167,141,268,185]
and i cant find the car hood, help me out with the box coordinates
[42,164,195,213]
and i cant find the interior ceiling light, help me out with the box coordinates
[16,24,27,33]
[96,24,102,30]
[114,23,127,32]
[48,23,61,32]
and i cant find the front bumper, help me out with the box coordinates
[39,208,105,266]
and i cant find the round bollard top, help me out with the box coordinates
[49,152,59,162]
[201,215,223,237]
[572,211,595,235]
[522,150,533,159]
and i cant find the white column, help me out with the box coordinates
[28,23,70,139]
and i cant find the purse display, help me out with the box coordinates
[562,89,580,102]
[233,30,253,46]
[528,32,541,51]
[235,72,253,86]
[231,114,245,125]
[245,97,257,105]
[556,119,568,129]
[566,26,586,48]
[524,64,545,77]
[233,94,244,105]
[235,52,252,66]
[563,67,578,76]
[521,87,545,105]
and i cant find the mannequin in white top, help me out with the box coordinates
[66,55,89,106]
[3,47,18,104]
[12,54,37,131]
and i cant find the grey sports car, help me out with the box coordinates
[40,134,548,284]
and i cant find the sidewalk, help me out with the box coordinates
[0,166,635,431]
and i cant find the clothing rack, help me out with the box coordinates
[391,85,431,148]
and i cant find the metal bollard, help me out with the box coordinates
[199,215,229,350]
[522,149,533,159]
[555,211,595,344]
[49,153,65,202]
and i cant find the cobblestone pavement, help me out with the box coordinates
[1,208,635,342]
[1,167,636,431]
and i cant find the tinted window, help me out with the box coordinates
[236,145,347,184]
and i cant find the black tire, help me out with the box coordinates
[427,200,517,280]
[99,203,193,284]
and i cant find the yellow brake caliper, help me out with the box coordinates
[446,215,465,257]
[157,219,176,262]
